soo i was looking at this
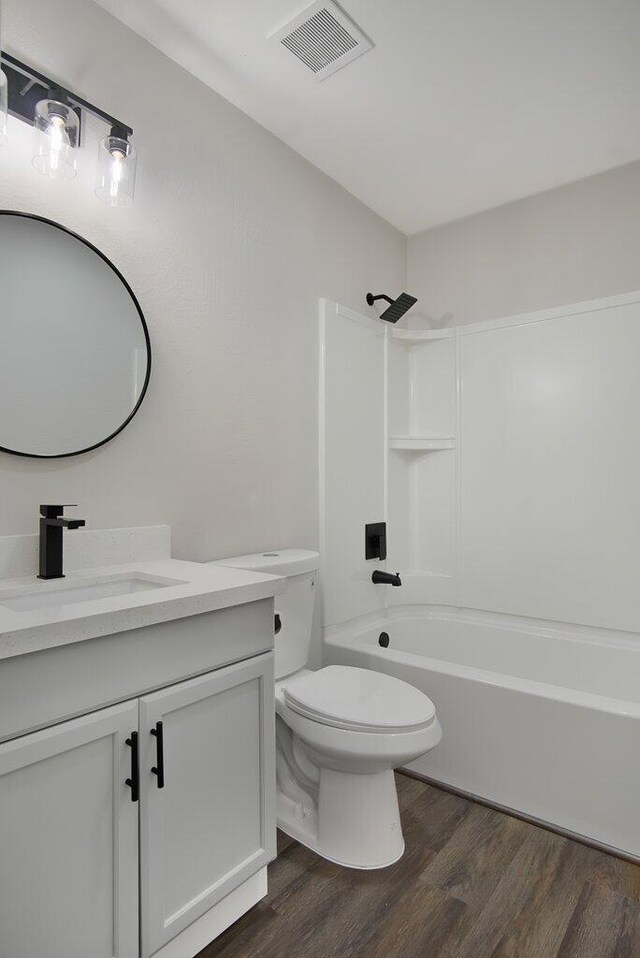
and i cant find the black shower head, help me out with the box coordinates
[366,291,418,324]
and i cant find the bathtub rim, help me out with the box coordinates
[323,604,640,719]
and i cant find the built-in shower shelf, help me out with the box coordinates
[389,436,455,451]
[392,328,453,345]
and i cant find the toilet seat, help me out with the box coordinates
[283,665,436,734]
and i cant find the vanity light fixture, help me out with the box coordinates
[0,50,136,205]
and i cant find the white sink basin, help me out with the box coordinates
[0,573,184,613]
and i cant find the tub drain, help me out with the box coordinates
[378,631,390,648]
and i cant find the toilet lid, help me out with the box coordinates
[283,665,436,733]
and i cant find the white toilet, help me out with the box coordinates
[211,549,442,869]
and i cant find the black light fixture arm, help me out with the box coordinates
[0,51,133,138]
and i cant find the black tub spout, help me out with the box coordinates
[371,570,402,587]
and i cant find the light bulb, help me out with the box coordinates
[109,148,125,201]
[32,99,79,180]
[95,131,136,208]
[46,115,70,174]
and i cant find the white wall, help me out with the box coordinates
[0,0,405,560]
[407,161,640,327]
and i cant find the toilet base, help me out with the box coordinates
[277,767,405,869]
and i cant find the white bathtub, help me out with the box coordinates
[324,606,640,859]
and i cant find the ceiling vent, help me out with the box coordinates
[269,1,373,81]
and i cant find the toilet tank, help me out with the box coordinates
[208,549,319,680]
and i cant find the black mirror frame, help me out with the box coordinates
[0,210,151,459]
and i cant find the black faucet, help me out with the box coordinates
[371,570,402,587]
[38,505,86,580]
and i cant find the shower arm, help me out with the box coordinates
[366,293,395,307]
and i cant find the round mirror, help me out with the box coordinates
[0,212,150,458]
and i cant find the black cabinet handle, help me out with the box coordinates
[150,721,165,789]
[125,731,139,802]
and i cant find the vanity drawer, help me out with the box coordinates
[0,598,274,743]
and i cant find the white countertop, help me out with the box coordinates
[0,559,285,661]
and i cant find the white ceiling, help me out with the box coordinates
[94,0,640,234]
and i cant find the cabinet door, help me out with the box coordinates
[0,701,139,958]
[140,652,276,956]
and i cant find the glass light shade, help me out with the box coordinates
[95,134,136,208]
[0,69,7,146]
[32,99,79,180]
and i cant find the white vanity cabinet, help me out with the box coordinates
[0,606,276,958]
[0,700,140,958]
[140,656,276,956]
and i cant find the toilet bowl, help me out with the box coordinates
[275,666,441,868]
[209,550,441,869]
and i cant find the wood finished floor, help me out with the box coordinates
[199,774,640,958]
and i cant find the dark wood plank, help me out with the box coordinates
[395,771,426,811]
[453,827,582,958]
[352,881,468,958]
[489,838,600,958]
[589,851,640,904]
[400,777,472,853]
[263,838,326,912]
[557,881,640,958]
[419,801,529,907]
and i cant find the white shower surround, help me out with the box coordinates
[320,291,640,859]
[322,289,640,630]
[391,287,640,630]
[324,605,640,859]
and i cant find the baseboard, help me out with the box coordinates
[398,769,640,866]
